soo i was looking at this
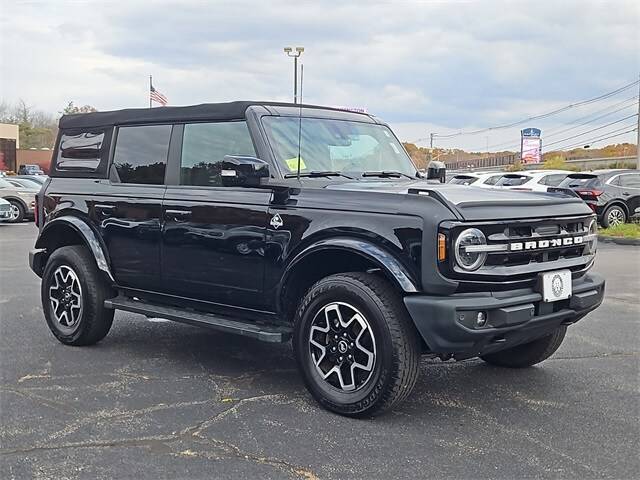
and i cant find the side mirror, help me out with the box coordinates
[221,155,270,187]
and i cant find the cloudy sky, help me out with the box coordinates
[2,0,639,151]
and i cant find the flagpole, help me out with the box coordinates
[149,75,152,108]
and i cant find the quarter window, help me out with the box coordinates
[180,122,256,187]
[619,174,640,189]
[112,125,171,185]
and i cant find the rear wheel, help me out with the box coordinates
[7,200,24,223]
[41,245,114,346]
[293,273,421,417]
[601,205,626,228]
[480,326,566,368]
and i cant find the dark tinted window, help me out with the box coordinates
[619,174,640,188]
[449,176,478,185]
[113,125,171,184]
[558,175,603,189]
[540,174,567,186]
[180,122,255,186]
[496,175,530,186]
[56,131,105,171]
[483,175,503,185]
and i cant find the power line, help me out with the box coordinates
[543,114,638,148]
[550,124,637,152]
[433,79,640,139]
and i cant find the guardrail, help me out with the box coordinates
[448,156,637,173]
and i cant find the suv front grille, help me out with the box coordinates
[439,215,596,291]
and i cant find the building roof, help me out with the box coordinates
[58,101,370,130]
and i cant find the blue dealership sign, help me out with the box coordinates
[521,127,542,138]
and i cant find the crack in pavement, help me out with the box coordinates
[0,393,320,480]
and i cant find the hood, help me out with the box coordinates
[325,179,592,221]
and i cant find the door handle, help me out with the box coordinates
[165,209,191,221]
[622,192,630,196]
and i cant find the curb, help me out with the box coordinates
[598,235,640,246]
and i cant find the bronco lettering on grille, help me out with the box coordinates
[510,236,583,251]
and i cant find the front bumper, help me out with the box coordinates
[404,272,605,359]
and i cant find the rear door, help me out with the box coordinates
[161,121,271,309]
[91,124,172,291]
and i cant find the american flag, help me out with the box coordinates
[150,84,168,106]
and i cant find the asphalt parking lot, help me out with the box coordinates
[0,222,638,480]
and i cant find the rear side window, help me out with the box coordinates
[112,125,172,185]
[483,175,503,185]
[180,121,256,187]
[619,174,640,189]
[53,128,112,177]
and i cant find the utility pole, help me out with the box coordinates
[429,133,434,162]
[284,47,304,104]
[636,73,639,170]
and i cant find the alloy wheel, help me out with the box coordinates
[9,204,19,221]
[308,302,376,392]
[607,208,625,227]
[49,266,83,329]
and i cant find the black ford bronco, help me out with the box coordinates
[30,101,604,416]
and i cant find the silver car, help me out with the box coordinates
[0,178,36,222]
[0,197,12,222]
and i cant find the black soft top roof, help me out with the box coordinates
[58,101,369,129]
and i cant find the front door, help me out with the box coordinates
[161,121,271,309]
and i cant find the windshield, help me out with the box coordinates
[496,175,531,187]
[262,117,417,178]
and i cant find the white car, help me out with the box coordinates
[0,197,12,222]
[493,170,571,192]
[448,172,506,188]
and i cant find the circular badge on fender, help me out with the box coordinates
[551,274,564,297]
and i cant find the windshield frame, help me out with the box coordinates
[260,114,418,180]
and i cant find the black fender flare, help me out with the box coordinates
[278,237,420,307]
[35,216,115,283]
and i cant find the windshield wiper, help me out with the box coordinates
[284,171,354,179]
[362,170,414,179]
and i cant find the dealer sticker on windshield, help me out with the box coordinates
[541,269,572,303]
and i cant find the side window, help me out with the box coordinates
[54,128,112,177]
[484,175,502,185]
[180,122,256,187]
[620,174,640,189]
[112,125,171,185]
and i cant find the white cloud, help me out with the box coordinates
[1,0,638,149]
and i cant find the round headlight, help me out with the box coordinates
[587,219,598,254]
[454,228,487,271]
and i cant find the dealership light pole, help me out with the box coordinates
[284,47,304,104]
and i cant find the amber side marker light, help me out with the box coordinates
[438,233,447,261]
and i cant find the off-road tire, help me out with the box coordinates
[480,326,567,368]
[601,204,627,228]
[293,272,421,417]
[41,245,114,346]
[8,200,25,223]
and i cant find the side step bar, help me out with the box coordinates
[104,296,291,343]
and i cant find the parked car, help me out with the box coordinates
[30,101,604,417]
[492,170,571,192]
[0,197,12,222]
[6,178,42,190]
[0,178,36,222]
[15,175,48,186]
[448,171,505,187]
[18,164,45,175]
[555,169,640,227]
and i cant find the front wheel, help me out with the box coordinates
[293,273,421,417]
[41,245,115,346]
[480,326,567,368]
